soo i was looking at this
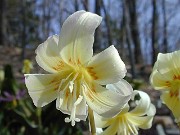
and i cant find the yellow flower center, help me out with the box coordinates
[57,59,98,126]
[117,114,138,134]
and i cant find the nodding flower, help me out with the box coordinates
[24,11,133,126]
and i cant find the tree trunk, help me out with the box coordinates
[162,0,168,52]
[94,0,102,52]
[0,0,6,46]
[21,0,26,60]
[123,0,136,79]
[101,0,112,46]
[127,0,143,64]
[82,0,89,11]
[0,0,4,45]
[152,0,159,66]
[74,0,79,11]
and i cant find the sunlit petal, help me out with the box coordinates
[25,74,61,107]
[36,35,70,73]
[83,82,131,118]
[59,10,102,65]
[87,46,126,85]
[157,51,180,77]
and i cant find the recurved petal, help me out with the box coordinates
[127,103,155,129]
[82,82,131,118]
[25,73,61,107]
[59,10,102,65]
[87,46,126,85]
[106,79,133,96]
[36,35,69,73]
[130,90,151,116]
[127,114,154,129]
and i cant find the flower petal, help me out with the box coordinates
[161,91,180,123]
[127,103,155,129]
[127,114,154,129]
[156,51,180,78]
[82,82,131,118]
[59,10,102,65]
[25,73,62,107]
[130,90,151,116]
[150,69,170,90]
[98,121,119,135]
[106,79,133,96]
[94,113,112,128]
[87,46,126,85]
[36,35,69,73]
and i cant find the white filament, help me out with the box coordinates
[65,95,83,126]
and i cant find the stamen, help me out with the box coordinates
[65,95,83,126]
[68,73,79,93]
[58,72,73,92]
[69,81,74,93]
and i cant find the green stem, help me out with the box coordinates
[88,107,96,135]
[37,108,42,135]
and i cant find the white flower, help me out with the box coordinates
[25,11,132,126]
[95,84,156,135]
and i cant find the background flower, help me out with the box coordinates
[95,88,156,135]
[150,50,180,123]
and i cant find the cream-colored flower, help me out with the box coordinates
[95,87,156,135]
[25,11,132,126]
[22,59,33,74]
[150,50,180,123]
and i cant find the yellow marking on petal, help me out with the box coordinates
[87,67,98,80]
[77,59,81,65]
[165,81,171,87]
[173,75,180,80]
[169,90,179,98]
[52,61,64,71]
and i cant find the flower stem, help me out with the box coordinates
[88,107,96,135]
[37,108,42,135]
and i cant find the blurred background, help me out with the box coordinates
[0,0,180,135]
